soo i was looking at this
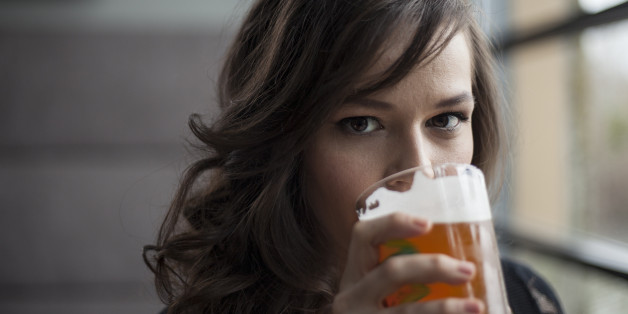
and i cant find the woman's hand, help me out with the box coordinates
[332,213,484,314]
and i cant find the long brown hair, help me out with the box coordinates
[144,0,505,313]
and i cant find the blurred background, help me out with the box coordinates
[0,0,626,313]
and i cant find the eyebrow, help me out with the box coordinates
[436,91,474,108]
[344,91,474,110]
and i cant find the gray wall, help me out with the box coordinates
[0,26,231,314]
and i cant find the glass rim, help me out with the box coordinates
[355,163,481,208]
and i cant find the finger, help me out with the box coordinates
[341,212,432,289]
[356,254,476,302]
[385,298,485,314]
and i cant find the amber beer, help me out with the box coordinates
[378,220,501,309]
[357,164,510,313]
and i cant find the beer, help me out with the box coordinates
[378,220,505,312]
[356,164,510,313]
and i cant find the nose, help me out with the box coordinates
[385,124,433,178]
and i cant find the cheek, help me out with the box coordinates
[455,130,475,163]
[302,138,381,252]
[433,128,475,165]
[463,127,475,162]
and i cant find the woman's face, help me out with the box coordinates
[302,32,475,259]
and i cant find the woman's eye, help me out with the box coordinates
[427,113,468,131]
[340,116,382,134]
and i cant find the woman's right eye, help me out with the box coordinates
[339,116,382,134]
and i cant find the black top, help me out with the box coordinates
[158,258,564,313]
[502,258,564,314]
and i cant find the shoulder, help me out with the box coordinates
[501,257,564,314]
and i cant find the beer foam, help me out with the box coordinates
[359,171,492,223]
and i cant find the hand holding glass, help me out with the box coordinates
[356,164,510,313]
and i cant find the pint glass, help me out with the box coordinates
[356,164,510,313]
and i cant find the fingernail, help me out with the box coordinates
[411,217,430,230]
[464,300,481,314]
[458,261,475,276]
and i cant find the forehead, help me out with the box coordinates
[362,31,473,110]
[417,32,472,79]
[360,29,471,87]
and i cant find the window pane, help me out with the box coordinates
[505,18,628,314]
[575,19,628,241]
[508,19,628,246]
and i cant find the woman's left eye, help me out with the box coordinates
[426,113,468,131]
[339,116,382,134]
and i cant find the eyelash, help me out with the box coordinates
[339,116,382,135]
[338,112,470,135]
[426,112,470,132]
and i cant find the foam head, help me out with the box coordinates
[357,164,492,223]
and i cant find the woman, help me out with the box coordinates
[144,0,563,313]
